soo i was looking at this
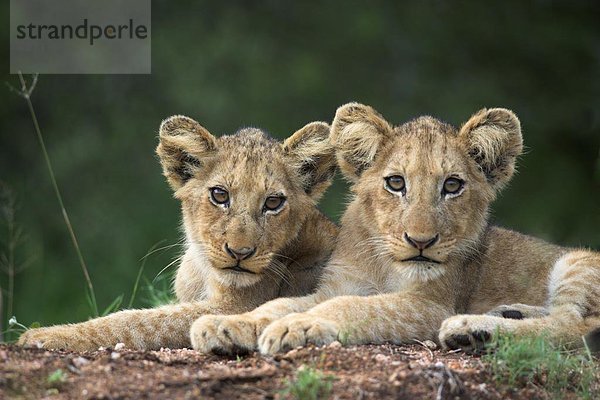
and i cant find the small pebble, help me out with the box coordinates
[434,361,444,368]
[422,340,438,350]
[110,352,121,360]
[328,341,342,349]
[114,343,125,351]
[72,356,90,368]
[388,370,408,382]
[285,349,298,357]
[375,354,389,362]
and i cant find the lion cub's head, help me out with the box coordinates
[157,116,335,286]
[331,103,522,279]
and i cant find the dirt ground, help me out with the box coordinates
[0,342,589,399]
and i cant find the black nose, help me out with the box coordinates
[404,233,439,250]
[224,243,256,261]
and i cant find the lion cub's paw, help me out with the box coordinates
[18,326,94,351]
[439,315,498,353]
[258,313,339,355]
[191,314,266,355]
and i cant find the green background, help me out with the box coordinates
[1,1,599,333]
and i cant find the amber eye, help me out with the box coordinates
[210,187,229,205]
[263,196,286,212]
[443,178,464,195]
[385,175,406,193]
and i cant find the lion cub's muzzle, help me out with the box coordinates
[221,243,259,274]
[402,232,441,263]
[224,243,257,261]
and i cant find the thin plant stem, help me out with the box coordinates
[128,241,164,309]
[6,208,14,327]
[10,72,98,316]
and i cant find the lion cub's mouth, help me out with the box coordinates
[223,264,256,274]
[403,255,441,264]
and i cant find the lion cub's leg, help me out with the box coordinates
[440,250,600,352]
[257,292,453,355]
[18,302,230,351]
[486,304,549,319]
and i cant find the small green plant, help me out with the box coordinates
[482,332,597,399]
[338,319,370,346]
[127,241,165,308]
[338,329,350,346]
[143,273,174,307]
[93,241,176,316]
[282,365,334,400]
[47,368,67,385]
[0,185,32,342]
[100,294,124,317]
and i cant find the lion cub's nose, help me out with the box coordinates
[404,233,439,250]
[224,243,257,261]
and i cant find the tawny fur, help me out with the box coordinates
[18,116,339,351]
[192,103,600,355]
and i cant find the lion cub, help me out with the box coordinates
[192,102,600,355]
[18,116,338,351]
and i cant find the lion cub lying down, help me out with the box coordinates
[18,116,338,351]
[193,102,600,354]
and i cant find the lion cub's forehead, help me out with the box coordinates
[384,116,468,174]
[212,128,291,190]
[218,128,280,156]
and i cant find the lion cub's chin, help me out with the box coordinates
[394,261,447,282]
[213,268,264,288]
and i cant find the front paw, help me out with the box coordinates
[191,314,266,355]
[258,314,339,355]
[439,315,495,353]
[18,326,93,351]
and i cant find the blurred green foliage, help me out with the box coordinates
[0,1,599,331]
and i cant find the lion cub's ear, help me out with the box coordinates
[330,102,393,182]
[459,108,523,190]
[283,122,336,201]
[157,115,217,190]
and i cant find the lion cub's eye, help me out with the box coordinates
[385,175,406,193]
[210,187,230,205]
[263,196,286,212]
[442,178,464,195]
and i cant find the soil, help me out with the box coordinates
[0,342,589,399]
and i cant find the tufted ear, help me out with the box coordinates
[459,108,523,191]
[156,115,217,190]
[330,102,393,182]
[283,121,336,201]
